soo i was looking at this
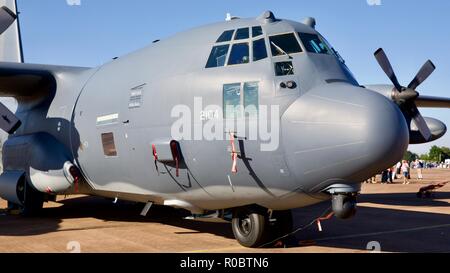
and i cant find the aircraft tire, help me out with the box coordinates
[232,206,269,248]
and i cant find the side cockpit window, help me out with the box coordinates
[206,26,268,68]
[269,33,302,57]
[298,33,331,55]
[206,45,230,68]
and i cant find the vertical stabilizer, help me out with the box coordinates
[0,0,23,62]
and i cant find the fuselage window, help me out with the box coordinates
[269,33,302,57]
[235,28,249,40]
[228,43,249,65]
[206,44,230,68]
[223,83,242,119]
[217,30,235,43]
[101,132,118,157]
[298,33,331,55]
[252,26,263,38]
[275,61,294,76]
[253,38,268,62]
[243,82,259,117]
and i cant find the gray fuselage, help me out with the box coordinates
[5,17,409,213]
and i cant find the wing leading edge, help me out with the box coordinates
[0,62,90,134]
[0,61,89,100]
[416,96,450,109]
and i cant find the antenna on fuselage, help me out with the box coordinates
[225,13,240,21]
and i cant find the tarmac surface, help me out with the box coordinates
[1,169,449,253]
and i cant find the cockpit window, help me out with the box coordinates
[216,30,235,43]
[206,44,230,68]
[269,33,302,57]
[298,33,331,55]
[206,26,268,68]
[228,43,250,65]
[252,26,263,37]
[235,28,249,40]
[253,38,267,62]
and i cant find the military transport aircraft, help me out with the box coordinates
[1,1,450,247]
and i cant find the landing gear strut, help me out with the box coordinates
[20,177,44,217]
[231,206,293,248]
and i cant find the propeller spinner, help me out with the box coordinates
[374,48,435,141]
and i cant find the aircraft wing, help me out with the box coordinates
[0,62,88,99]
[0,62,89,133]
[416,95,450,108]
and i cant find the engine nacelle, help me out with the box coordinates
[29,161,77,194]
[0,171,26,205]
[409,117,447,144]
[1,133,79,204]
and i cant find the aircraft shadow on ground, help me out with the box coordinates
[0,192,449,252]
[0,196,235,239]
[360,191,450,207]
[293,191,450,253]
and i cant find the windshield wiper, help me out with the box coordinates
[331,48,345,64]
[270,41,293,59]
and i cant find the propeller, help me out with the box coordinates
[0,6,17,35]
[374,48,435,141]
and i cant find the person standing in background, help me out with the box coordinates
[391,165,397,181]
[396,161,402,177]
[402,160,410,185]
[415,159,424,180]
[388,167,394,183]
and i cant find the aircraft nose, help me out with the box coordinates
[281,83,409,191]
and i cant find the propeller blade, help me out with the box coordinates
[0,6,17,35]
[374,48,403,91]
[408,60,436,90]
[406,104,432,141]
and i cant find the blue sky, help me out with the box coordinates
[17,0,450,154]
